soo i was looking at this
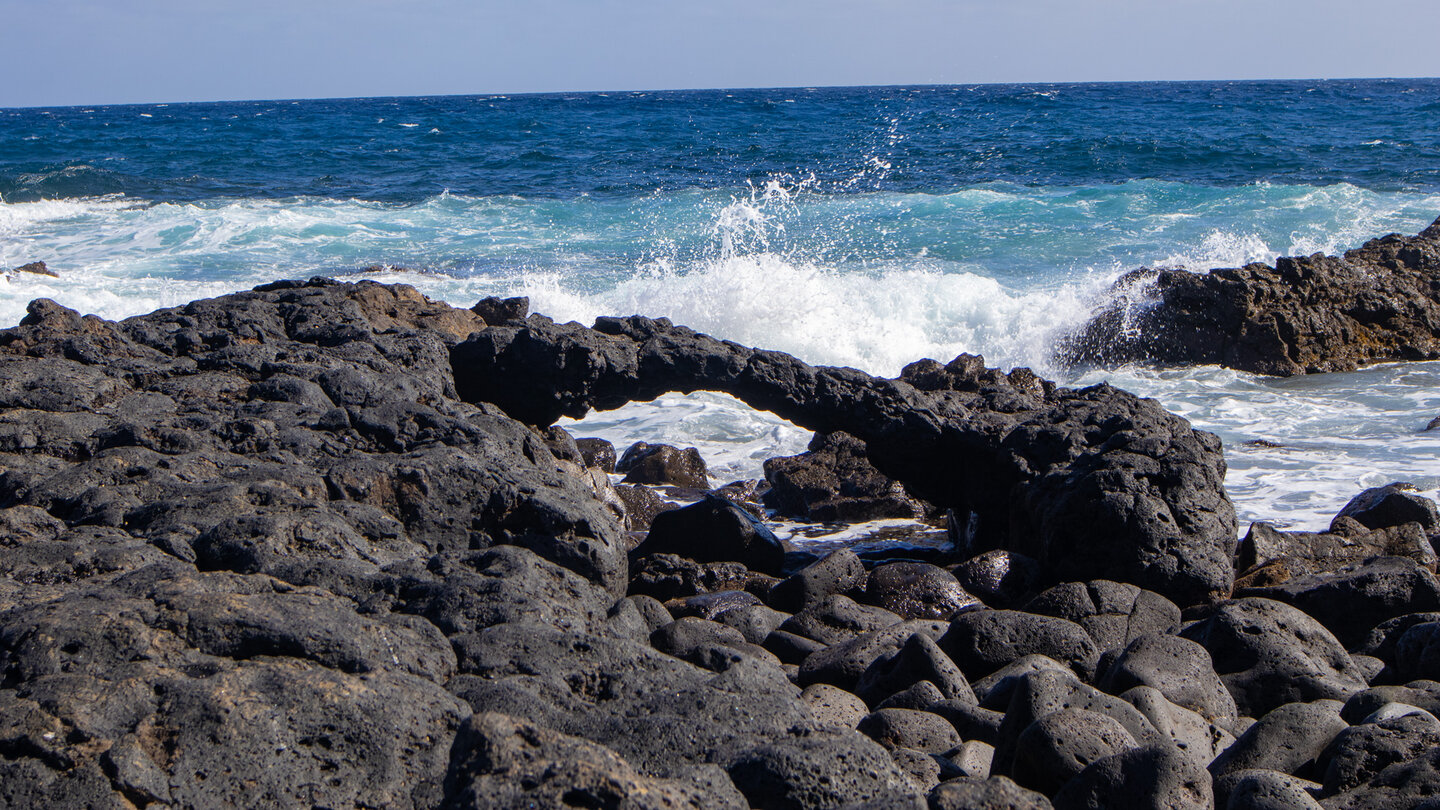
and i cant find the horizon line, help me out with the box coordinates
[6,75,1440,112]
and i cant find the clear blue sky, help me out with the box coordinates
[5,0,1437,107]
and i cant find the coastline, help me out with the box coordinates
[1,216,1439,805]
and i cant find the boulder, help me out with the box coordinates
[1024,580,1181,655]
[762,430,927,522]
[767,548,867,613]
[858,708,963,753]
[1209,700,1350,780]
[627,553,754,601]
[780,594,904,645]
[798,621,950,691]
[855,632,977,707]
[1121,685,1236,766]
[1320,747,1440,810]
[635,494,786,575]
[1334,483,1439,534]
[724,730,921,809]
[617,441,709,488]
[952,550,1041,608]
[992,669,1165,780]
[1212,769,1324,810]
[940,609,1099,681]
[1050,744,1212,810]
[1097,633,1237,722]
[1011,708,1140,796]
[1318,711,1440,794]
[1238,557,1440,648]
[864,561,983,621]
[1180,598,1370,717]
[574,436,617,472]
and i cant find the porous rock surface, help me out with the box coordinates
[1065,215,1440,376]
[451,315,1238,606]
[9,276,1440,808]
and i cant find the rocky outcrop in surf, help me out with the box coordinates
[5,278,1440,808]
[451,315,1238,607]
[1064,215,1440,376]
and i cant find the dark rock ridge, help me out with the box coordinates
[1064,215,1440,375]
[10,276,1440,808]
[450,316,1237,606]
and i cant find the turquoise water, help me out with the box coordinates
[3,82,1439,530]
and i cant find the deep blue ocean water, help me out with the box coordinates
[3,81,1439,532]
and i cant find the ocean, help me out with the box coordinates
[3,81,1439,534]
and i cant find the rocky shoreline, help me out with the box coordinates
[0,269,1438,809]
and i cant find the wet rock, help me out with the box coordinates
[864,561,983,621]
[952,550,1041,608]
[1012,708,1139,796]
[470,294,529,324]
[940,609,1099,681]
[573,436,617,471]
[1180,598,1370,717]
[635,494,786,575]
[768,548,867,613]
[763,430,927,522]
[665,589,762,621]
[612,482,676,533]
[780,594,904,645]
[1097,633,1237,722]
[858,708,963,753]
[1024,580,1181,655]
[1209,700,1349,780]
[928,776,1054,810]
[1239,557,1440,648]
[1051,743,1212,810]
[617,441,710,488]
[7,260,57,278]
[1063,216,1440,376]
[627,553,752,601]
[1318,711,1440,794]
[1237,521,1437,577]
[1334,483,1439,533]
[443,712,747,809]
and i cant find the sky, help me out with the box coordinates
[4,0,1438,108]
